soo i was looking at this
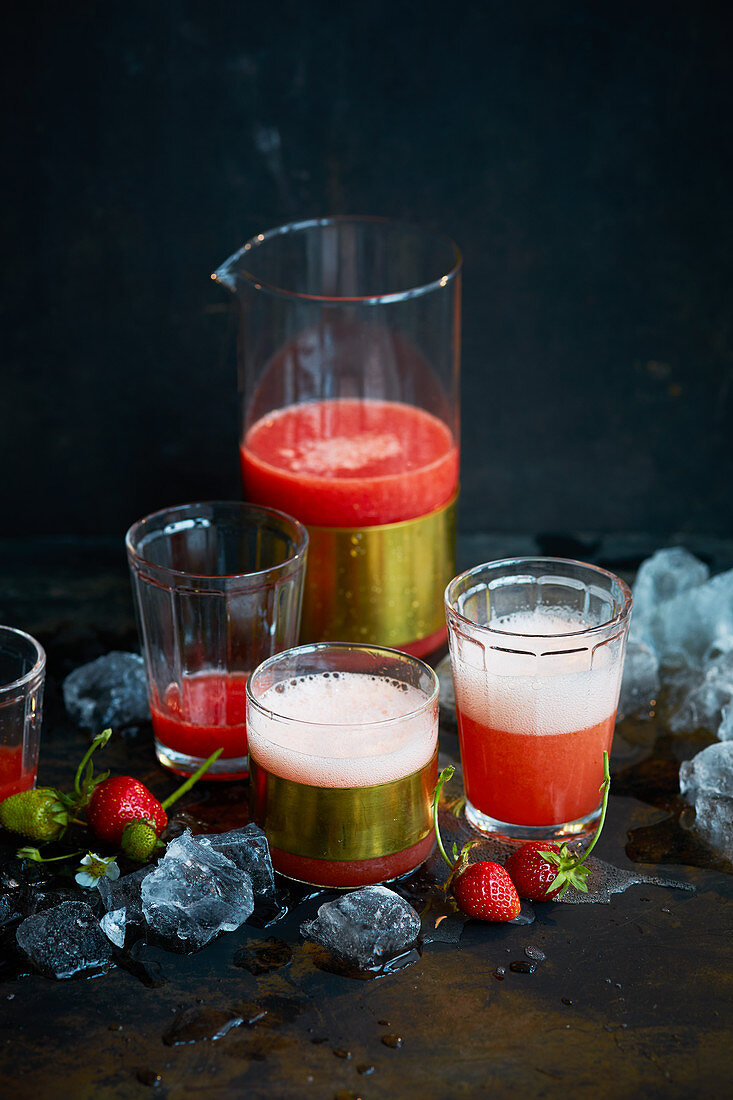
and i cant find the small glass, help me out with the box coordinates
[445,558,632,841]
[126,502,308,779]
[246,643,439,887]
[0,626,46,801]
[214,217,461,658]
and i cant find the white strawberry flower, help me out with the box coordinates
[74,852,120,889]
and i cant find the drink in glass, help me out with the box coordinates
[445,558,632,840]
[0,626,46,800]
[126,502,307,778]
[214,217,461,657]
[246,643,439,887]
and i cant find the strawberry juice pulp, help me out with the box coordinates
[150,671,249,768]
[453,610,621,827]
[247,671,438,887]
[240,399,458,527]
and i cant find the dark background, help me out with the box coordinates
[2,0,732,543]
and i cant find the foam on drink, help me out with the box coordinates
[452,608,622,736]
[246,671,437,787]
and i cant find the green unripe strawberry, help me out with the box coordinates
[0,788,69,842]
[120,819,163,862]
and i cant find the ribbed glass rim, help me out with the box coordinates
[125,501,308,583]
[246,641,439,737]
[445,557,633,640]
[212,215,462,305]
[0,625,46,695]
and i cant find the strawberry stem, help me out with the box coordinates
[160,747,224,811]
[432,766,456,870]
[73,728,112,799]
[16,847,85,863]
[572,750,611,869]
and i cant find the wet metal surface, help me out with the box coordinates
[0,542,731,1098]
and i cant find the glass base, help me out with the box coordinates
[465,799,601,843]
[272,846,435,891]
[267,834,437,890]
[154,739,248,781]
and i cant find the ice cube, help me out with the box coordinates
[100,908,127,948]
[196,825,277,907]
[632,547,710,622]
[98,866,151,927]
[618,637,660,718]
[679,741,733,800]
[97,867,152,948]
[141,830,254,951]
[300,886,421,970]
[63,651,150,731]
[679,742,733,860]
[667,650,733,734]
[641,569,733,667]
[683,794,733,862]
[15,900,113,979]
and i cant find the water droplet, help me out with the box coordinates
[510,961,537,974]
[136,1069,163,1087]
[381,1034,403,1049]
[524,945,546,961]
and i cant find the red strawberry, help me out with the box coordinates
[86,776,167,845]
[504,753,613,901]
[431,767,520,922]
[85,746,223,848]
[432,751,612,914]
[504,842,563,901]
[452,859,521,921]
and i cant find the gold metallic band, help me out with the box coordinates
[249,750,438,861]
[299,495,457,647]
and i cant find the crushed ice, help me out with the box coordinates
[141,830,254,951]
[622,547,733,732]
[679,742,733,861]
[62,651,150,731]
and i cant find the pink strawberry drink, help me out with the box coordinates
[247,646,439,887]
[454,610,621,829]
[445,557,633,842]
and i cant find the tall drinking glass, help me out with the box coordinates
[445,558,632,841]
[213,217,461,658]
[0,626,46,800]
[126,502,307,779]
